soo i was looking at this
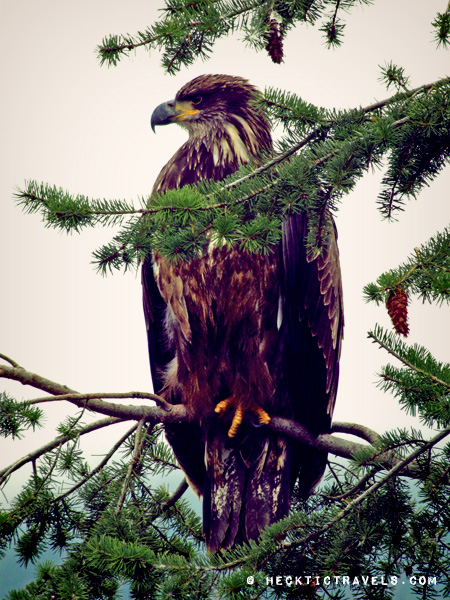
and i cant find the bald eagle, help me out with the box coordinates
[143,74,343,553]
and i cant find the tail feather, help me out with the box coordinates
[203,423,291,552]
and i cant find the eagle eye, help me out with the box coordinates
[191,96,203,105]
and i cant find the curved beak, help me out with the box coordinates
[151,100,201,133]
[151,100,177,132]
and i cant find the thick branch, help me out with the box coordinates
[0,361,428,475]
[0,363,183,423]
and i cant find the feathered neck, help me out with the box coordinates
[152,111,272,195]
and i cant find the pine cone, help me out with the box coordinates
[386,288,409,336]
[265,12,284,64]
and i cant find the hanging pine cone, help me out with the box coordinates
[265,11,284,64]
[386,287,409,336]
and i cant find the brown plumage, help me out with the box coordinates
[143,74,344,552]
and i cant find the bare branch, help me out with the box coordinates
[0,359,435,476]
[0,363,184,423]
[0,353,22,368]
[331,421,380,445]
[28,391,171,410]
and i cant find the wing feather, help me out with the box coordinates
[281,211,343,496]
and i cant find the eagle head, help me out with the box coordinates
[150,74,272,159]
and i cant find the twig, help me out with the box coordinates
[28,390,171,409]
[322,470,376,501]
[116,418,147,515]
[160,478,189,511]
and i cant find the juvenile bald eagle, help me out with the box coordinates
[143,74,343,553]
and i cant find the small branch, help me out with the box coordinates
[116,418,147,515]
[322,470,376,501]
[331,421,380,445]
[160,478,189,511]
[28,391,171,409]
[361,78,448,114]
[0,353,22,368]
[287,424,450,549]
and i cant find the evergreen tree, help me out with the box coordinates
[1,2,450,599]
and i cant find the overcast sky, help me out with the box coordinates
[0,0,449,594]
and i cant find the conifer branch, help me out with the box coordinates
[97,2,260,70]
[200,426,450,577]
[52,422,138,503]
[0,417,122,485]
[285,424,450,548]
[15,76,449,270]
[368,328,450,390]
[109,425,450,577]
[363,227,450,306]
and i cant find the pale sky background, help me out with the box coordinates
[0,0,449,596]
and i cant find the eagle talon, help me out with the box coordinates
[228,404,244,438]
[250,404,271,426]
[214,397,270,438]
[214,398,232,415]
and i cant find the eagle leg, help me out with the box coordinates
[214,397,271,438]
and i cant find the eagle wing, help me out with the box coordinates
[142,258,173,395]
[142,258,207,495]
[281,211,343,496]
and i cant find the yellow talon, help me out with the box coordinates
[215,399,231,415]
[214,397,271,437]
[251,404,271,425]
[228,404,244,438]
